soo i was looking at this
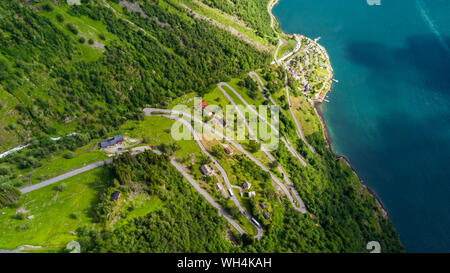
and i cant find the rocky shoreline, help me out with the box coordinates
[270,0,389,219]
[314,101,389,218]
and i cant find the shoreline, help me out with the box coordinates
[314,102,389,218]
[270,0,389,218]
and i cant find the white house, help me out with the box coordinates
[201,165,213,176]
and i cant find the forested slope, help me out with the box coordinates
[77,147,404,253]
[77,151,236,253]
[0,0,270,151]
[200,0,273,38]
[0,0,405,253]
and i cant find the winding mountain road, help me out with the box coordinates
[245,73,309,166]
[218,82,278,132]
[149,113,264,239]
[170,159,246,235]
[265,0,315,154]
[249,71,277,106]
[145,108,306,214]
[268,0,282,64]
[216,85,307,212]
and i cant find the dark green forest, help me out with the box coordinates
[201,0,274,39]
[0,0,270,144]
[78,151,236,252]
[78,150,404,253]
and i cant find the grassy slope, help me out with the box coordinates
[0,0,404,253]
[277,35,297,59]
[16,147,108,187]
[0,167,109,250]
[120,116,202,157]
[0,1,117,152]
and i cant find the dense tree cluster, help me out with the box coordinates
[0,134,91,171]
[271,136,405,252]
[201,0,275,40]
[0,0,269,144]
[238,76,259,99]
[78,151,236,252]
[77,147,404,253]
[0,178,20,208]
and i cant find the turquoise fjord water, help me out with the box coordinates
[274,0,450,252]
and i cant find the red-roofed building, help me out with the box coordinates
[224,146,233,155]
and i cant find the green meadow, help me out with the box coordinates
[0,167,110,250]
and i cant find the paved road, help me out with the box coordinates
[170,159,246,235]
[20,159,113,194]
[245,74,309,212]
[0,249,21,253]
[268,0,282,64]
[285,74,316,154]
[247,72,309,165]
[218,82,279,132]
[149,113,264,239]
[18,145,157,194]
[146,108,306,214]
[265,0,315,154]
[249,71,277,106]
[219,79,305,165]
[217,82,260,139]
[281,136,307,167]
[218,83,307,209]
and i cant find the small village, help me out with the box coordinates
[284,36,335,102]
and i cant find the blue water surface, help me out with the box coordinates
[273,0,450,252]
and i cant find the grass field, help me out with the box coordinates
[121,116,203,158]
[0,167,110,251]
[12,143,108,187]
[113,194,163,229]
[290,95,323,137]
[277,35,297,59]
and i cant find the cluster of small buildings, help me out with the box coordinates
[241,182,271,219]
[224,146,233,155]
[285,36,332,99]
[260,202,271,220]
[242,181,255,198]
[200,101,228,128]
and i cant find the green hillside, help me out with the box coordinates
[0,0,404,253]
